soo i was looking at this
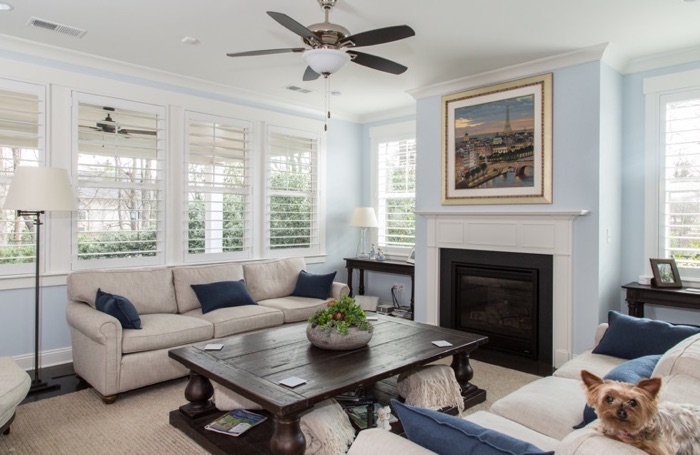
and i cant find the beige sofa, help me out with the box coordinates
[65,257,349,403]
[349,322,700,454]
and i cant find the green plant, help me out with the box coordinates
[307,295,373,335]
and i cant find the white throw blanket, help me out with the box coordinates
[397,364,464,412]
[300,399,356,455]
[212,382,263,411]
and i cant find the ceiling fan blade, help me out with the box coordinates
[347,51,407,75]
[303,66,321,81]
[227,48,305,57]
[341,25,415,48]
[267,11,317,41]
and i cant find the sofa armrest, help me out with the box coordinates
[556,428,647,455]
[66,300,122,345]
[593,323,609,347]
[330,281,350,299]
[347,429,436,455]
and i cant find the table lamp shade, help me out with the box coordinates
[350,207,378,228]
[4,167,76,211]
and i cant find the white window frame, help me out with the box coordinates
[370,120,416,257]
[71,92,167,270]
[263,124,324,258]
[183,111,253,263]
[0,78,46,276]
[644,68,700,283]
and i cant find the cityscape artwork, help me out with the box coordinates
[442,73,552,205]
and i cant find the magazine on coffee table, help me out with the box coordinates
[205,409,267,437]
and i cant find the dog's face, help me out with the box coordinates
[580,370,662,434]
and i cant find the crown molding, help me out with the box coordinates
[623,45,700,74]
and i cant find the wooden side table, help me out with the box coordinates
[622,282,700,317]
[344,257,415,318]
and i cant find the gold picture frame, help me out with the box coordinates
[442,73,552,205]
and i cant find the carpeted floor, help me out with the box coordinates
[0,360,540,454]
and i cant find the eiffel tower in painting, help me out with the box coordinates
[502,105,513,136]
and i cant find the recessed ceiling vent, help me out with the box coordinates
[285,86,312,94]
[26,17,87,38]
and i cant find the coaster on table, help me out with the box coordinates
[432,340,453,347]
[280,376,307,388]
[204,343,224,351]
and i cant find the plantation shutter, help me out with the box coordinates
[0,81,45,272]
[185,112,252,261]
[74,96,165,268]
[661,91,700,269]
[377,138,416,249]
[265,126,319,255]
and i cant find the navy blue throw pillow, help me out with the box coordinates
[290,270,337,300]
[95,288,142,329]
[191,280,257,314]
[592,311,700,359]
[391,400,553,455]
[573,354,661,429]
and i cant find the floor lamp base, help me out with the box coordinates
[28,378,61,395]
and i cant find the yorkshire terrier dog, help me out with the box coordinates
[580,370,700,455]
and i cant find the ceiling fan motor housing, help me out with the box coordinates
[305,22,350,48]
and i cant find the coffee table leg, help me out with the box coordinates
[271,413,306,455]
[178,371,217,419]
[451,351,476,393]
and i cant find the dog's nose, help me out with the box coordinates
[616,407,627,420]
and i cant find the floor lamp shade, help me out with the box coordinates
[4,167,76,211]
[351,207,378,258]
[3,166,75,394]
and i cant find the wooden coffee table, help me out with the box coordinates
[169,315,488,455]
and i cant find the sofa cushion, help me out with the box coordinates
[592,311,700,359]
[391,400,553,455]
[95,288,142,329]
[172,262,245,313]
[653,332,700,380]
[243,257,306,302]
[557,428,648,455]
[291,270,337,300]
[490,376,585,440]
[67,267,177,315]
[464,411,559,453]
[121,314,213,354]
[553,350,626,380]
[658,372,700,406]
[183,305,284,338]
[257,296,329,323]
[574,354,661,428]
[191,280,257,314]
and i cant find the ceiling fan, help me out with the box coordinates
[86,107,157,136]
[226,0,415,81]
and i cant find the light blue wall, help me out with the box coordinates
[621,59,700,324]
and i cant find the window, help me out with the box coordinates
[0,80,44,274]
[371,121,416,255]
[185,112,252,261]
[73,95,165,268]
[645,69,700,281]
[265,126,321,256]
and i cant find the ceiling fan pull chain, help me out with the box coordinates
[324,75,330,131]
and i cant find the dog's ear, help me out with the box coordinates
[636,377,662,399]
[580,369,604,390]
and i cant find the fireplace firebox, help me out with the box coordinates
[440,249,553,366]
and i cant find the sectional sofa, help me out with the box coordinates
[348,312,700,455]
[65,257,349,403]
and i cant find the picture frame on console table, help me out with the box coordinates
[649,258,683,288]
[441,73,552,205]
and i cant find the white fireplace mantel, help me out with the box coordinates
[418,210,589,367]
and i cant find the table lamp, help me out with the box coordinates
[4,166,76,393]
[350,207,378,259]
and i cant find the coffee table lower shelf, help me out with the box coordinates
[169,380,486,455]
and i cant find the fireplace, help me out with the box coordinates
[440,248,553,366]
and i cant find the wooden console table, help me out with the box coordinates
[622,282,700,317]
[344,257,415,317]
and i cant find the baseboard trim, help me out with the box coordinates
[12,347,73,371]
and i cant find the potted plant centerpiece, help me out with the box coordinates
[306,295,374,350]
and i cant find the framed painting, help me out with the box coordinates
[649,258,683,288]
[442,73,552,205]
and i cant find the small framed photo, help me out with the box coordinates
[649,258,683,288]
[406,248,415,264]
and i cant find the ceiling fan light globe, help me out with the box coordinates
[302,48,350,75]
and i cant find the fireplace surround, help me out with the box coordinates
[421,211,587,368]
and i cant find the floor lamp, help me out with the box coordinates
[351,207,378,259]
[4,167,76,394]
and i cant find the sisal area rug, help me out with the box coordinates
[0,360,540,454]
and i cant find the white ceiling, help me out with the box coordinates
[1,0,699,121]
